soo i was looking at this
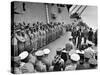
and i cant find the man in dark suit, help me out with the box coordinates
[77,28,83,49]
[88,28,93,42]
[71,27,77,45]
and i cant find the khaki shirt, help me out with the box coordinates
[65,64,77,71]
[12,37,18,45]
[20,62,35,73]
[15,33,26,43]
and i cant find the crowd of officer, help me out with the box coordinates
[11,21,98,74]
[11,22,66,57]
[71,25,98,49]
[12,36,97,74]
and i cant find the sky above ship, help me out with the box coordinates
[70,5,98,30]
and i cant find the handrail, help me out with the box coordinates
[70,5,78,13]
[75,5,82,13]
[79,6,87,16]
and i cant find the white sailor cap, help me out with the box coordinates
[70,53,80,61]
[89,58,97,65]
[35,50,44,56]
[19,51,29,60]
[43,48,50,54]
